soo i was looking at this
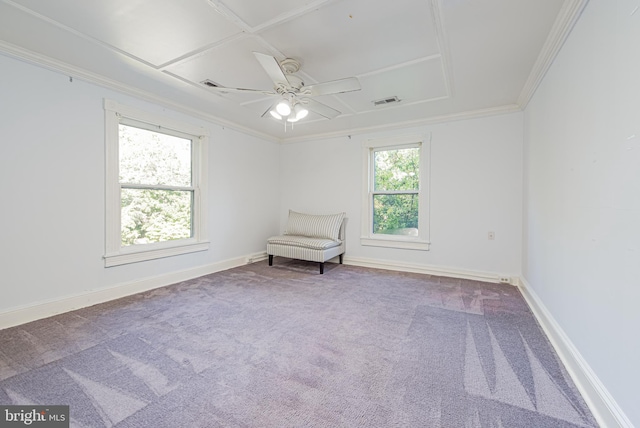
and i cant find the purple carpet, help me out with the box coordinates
[0,260,598,427]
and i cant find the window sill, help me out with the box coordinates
[360,237,430,251]
[104,240,209,267]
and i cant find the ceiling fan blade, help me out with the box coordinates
[305,77,361,97]
[204,85,275,96]
[261,101,279,118]
[253,52,290,86]
[303,99,341,119]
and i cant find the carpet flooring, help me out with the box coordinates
[0,260,598,427]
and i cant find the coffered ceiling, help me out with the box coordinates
[0,0,588,142]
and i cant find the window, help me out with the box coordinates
[104,100,209,266]
[361,134,430,250]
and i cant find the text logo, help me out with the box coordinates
[0,406,69,428]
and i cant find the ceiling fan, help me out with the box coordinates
[203,52,361,123]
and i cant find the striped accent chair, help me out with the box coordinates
[267,210,346,274]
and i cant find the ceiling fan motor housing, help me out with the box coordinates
[279,58,301,74]
[283,75,304,91]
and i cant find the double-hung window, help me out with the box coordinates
[104,100,209,266]
[361,134,430,250]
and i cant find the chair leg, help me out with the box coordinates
[319,262,324,274]
[268,255,273,266]
[339,254,343,264]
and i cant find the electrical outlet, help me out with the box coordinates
[499,277,510,284]
[488,231,495,240]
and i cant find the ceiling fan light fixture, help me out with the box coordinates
[269,110,282,120]
[275,100,291,116]
[294,104,308,120]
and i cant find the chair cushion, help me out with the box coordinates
[284,210,345,241]
[267,235,342,250]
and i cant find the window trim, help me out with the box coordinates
[104,99,209,267]
[361,134,431,251]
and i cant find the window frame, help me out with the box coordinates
[104,99,209,267]
[361,134,430,250]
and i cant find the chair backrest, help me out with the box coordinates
[284,210,346,241]
[338,217,347,241]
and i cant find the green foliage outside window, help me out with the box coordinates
[373,147,420,236]
[121,189,192,245]
[119,125,193,246]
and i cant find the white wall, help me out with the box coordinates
[523,0,639,425]
[0,53,280,317]
[280,113,524,278]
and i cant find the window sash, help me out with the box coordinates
[121,183,195,192]
[372,146,420,193]
[370,192,420,229]
[120,188,194,246]
[118,121,194,188]
[371,190,419,195]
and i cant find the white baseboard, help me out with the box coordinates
[517,277,633,428]
[247,251,269,263]
[256,253,516,285]
[0,255,252,331]
[344,255,510,284]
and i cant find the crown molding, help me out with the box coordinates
[280,104,522,144]
[0,41,280,144]
[517,0,590,109]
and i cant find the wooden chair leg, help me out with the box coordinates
[339,254,343,264]
[319,262,324,274]
[268,255,273,266]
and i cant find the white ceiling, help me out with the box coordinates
[0,0,588,142]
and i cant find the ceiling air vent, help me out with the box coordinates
[201,79,221,88]
[373,96,401,107]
